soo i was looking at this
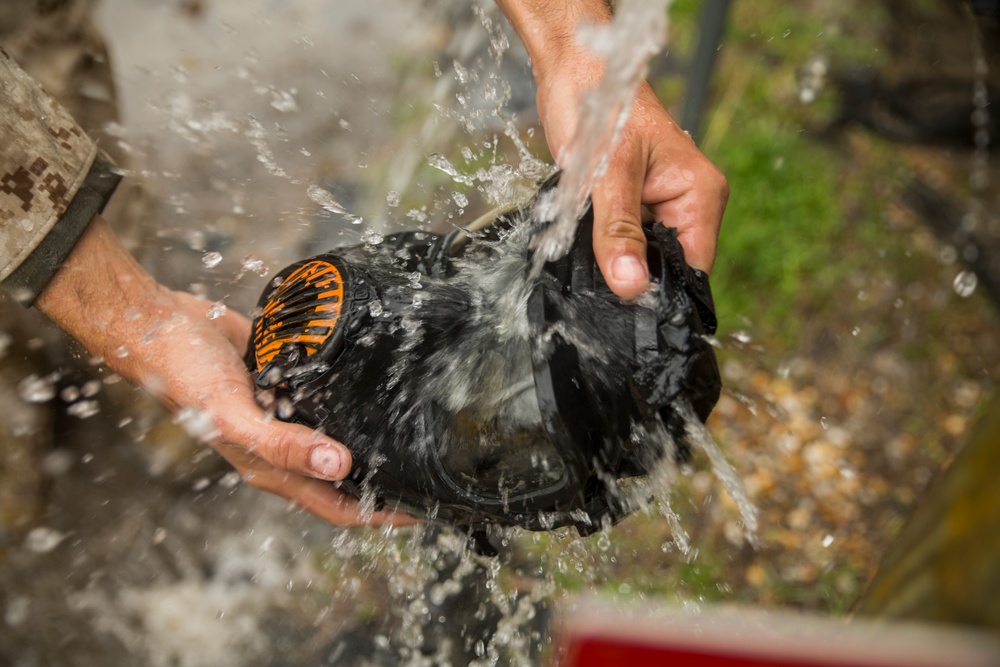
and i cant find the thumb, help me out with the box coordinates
[591,158,650,300]
[220,399,353,482]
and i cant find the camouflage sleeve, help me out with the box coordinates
[0,48,120,306]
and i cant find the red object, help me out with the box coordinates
[553,600,1000,667]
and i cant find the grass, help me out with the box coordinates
[710,122,843,338]
[662,0,901,348]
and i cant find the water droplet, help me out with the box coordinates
[175,406,220,442]
[60,385,80,403]
[67,400,100,419]
[240,255,269,278]
[307,184,351,216]
[18,374,56,403]
[406,209,428,223]
[276,397,295,420]
[269,89,298,113]
[5,596,30,627]
[385,191,400,207]
[25,527,65,554]
[820,416,829,430]
[822,534,834,548]
[41,449,74,477]
[452,191,469,208]
[219,471,242,489]
[953,270,978,297]
[202,251,223,268]
[732,330,752,345]
[851,326,860,337]
[207,302,228,320]
[362,228,384,245]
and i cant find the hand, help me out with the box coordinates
[497,0,728,299]
[36,216,413,527]
[537,73,728,299]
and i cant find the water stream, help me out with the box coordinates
[529,0,671,270]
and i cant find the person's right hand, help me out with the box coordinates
[497,0,728,300]
[534,70,727,299]
[36,215,414,527]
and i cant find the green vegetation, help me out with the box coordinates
[665,0,894,342]
[710,123,843,337]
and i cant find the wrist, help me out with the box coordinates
[35,215,173,375]
[497,0,612,84]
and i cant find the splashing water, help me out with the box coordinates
[681,403,761,547]
[6,3,768,664]
[307,183,353,217]
[530,0,671,272]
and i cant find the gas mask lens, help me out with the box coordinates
[436,369,567,500]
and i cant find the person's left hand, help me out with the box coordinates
[37,215,414,527]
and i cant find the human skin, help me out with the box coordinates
[35,215,409,527]
[496,0,729,299]
[30,2,725,527]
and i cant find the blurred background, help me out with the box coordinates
[0,0,997,665]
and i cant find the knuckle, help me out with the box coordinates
[261,430,295,471]
[704,163,730,202]
[602,217,646,244]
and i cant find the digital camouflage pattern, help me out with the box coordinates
[0,0,111,542]
[0,50,97,285]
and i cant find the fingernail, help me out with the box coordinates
[611,255,647,283]
[309,445,345,480]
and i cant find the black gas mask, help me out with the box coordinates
[246,177,721,539]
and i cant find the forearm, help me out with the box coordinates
[34,214,174,390]
[495,0,613,82]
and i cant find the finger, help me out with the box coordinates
[243,467,420,527]
[220,395,354,482]
[591,149,650,300]
[645,164,727,274]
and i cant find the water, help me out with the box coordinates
[0,2,767,665]
[529,0,671,271]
